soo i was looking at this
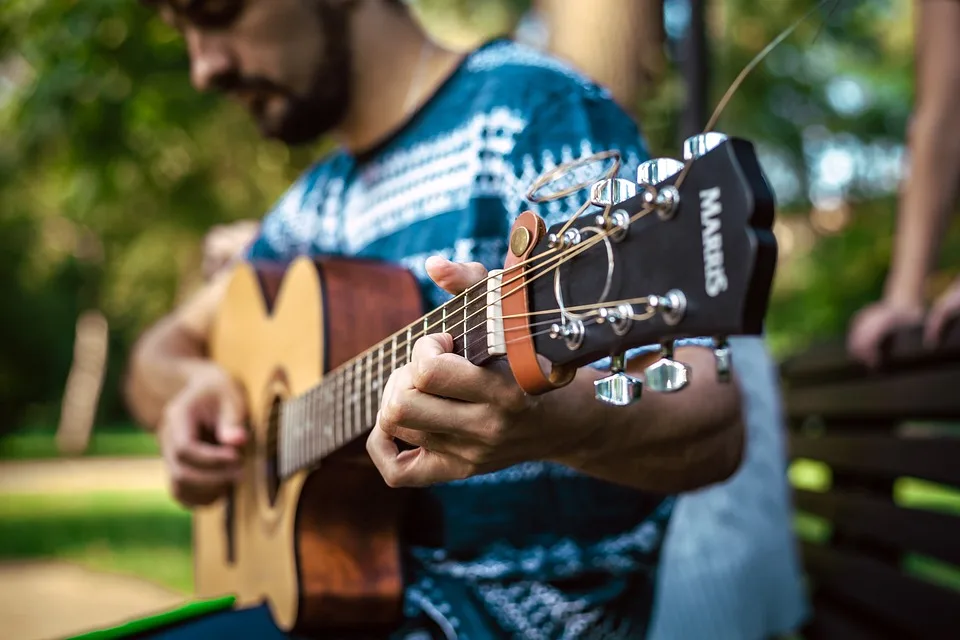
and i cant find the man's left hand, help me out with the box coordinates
[366,257,572,487]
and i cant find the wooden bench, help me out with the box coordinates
[780,322,960,639]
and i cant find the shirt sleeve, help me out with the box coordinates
[499,85,715,370]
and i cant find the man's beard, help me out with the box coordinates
[214,1,352,146]
[266,0,352,145]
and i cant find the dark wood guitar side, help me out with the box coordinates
[195,257,422,636]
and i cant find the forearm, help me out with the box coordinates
[885,0,960,305]
[124,319,210,430]
[124,272,230,430]
[545,346,743,493]
[885,116,960,305]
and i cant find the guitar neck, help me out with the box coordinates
[278,271,504,478]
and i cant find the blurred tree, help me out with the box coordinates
[0,0,956,433]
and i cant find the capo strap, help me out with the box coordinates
[502,211,574,395]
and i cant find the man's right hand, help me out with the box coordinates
[159,363,249,507]
[847,300,925,368]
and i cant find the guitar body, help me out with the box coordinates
[194,256,423,636]
[184,135,779,637]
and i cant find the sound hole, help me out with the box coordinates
[265,397,282,507]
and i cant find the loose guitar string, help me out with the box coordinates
[672,0,841,192]
[278,2,840,450]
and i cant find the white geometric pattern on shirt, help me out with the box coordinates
[408,500,673,582]
[258,109,644,259]
[402,499,674,639]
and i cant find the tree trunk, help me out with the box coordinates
[537,0,665,112]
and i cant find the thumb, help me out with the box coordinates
[425,257,488,295]
[216,388,248,447]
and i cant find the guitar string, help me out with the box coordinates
[274,196,664,456]
[300,150,637,379]
[274,0,839,466]
[315,201,654,380]
[276,314,618,472]
[271,299,658,452]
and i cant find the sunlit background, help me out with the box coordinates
[1,0,958,638]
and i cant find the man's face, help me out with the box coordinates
[156,0,353,145]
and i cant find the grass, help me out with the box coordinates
[0,429,159,460]
[2,428,958,614]
[0,492,193,594]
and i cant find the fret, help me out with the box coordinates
[279,400,289,477]
[335,370,343,450]
[405,328,412,366]
[391,335,398,375]
[300,394,308,469]
[466,281,492,366]
[423,315,430,340]
[345,363,352,444]
[377,343,385,419]
[292,396,301,472]
[364,353,373,430]
[446,293,467,359]
[462,290,470,361]
[323,377,333,455]
[302,391,311,465]
[424,307,445,337]
[441,304,447,334]
[310,386,323,461]
[352,358,362,438]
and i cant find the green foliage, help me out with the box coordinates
[0,491,192,592]
[0,0,316,429]
[0,0,953,430]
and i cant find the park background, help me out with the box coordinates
[1,0,958,638]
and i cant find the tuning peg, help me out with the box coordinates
[643,342,690,393]
[636,158,682,220]
[594,354,643,406]
[682,132,729,161]
[636,158,684,186]
[713,337,732,383]
[589,178,637,207]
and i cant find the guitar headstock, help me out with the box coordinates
[503,133,778,405]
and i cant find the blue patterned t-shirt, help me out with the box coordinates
[246,39,699,640]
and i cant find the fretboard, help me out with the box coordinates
[277,272,503,478]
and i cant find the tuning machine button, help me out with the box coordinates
[636,158,682,220]
[713,337,732,383]
[589,178,637,207]
[594,354,643,407]
[682,132,729,161]
[643,341,690,393]
[636,158,684,185]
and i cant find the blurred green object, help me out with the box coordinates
[0,492,192,593]
[67,596,236,640]
[0,428,159,460]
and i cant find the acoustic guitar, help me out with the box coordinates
[192,133,779,635]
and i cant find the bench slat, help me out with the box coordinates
[803,542,960,637]
[781,323,960,384]
[795,489,960,566]
[803,599,892,640]
[785,366,960,421]
[790,434,960,487]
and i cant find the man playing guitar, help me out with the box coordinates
[126,0,746,637]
